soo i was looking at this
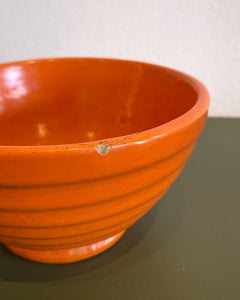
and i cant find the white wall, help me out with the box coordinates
[0,0,239,117]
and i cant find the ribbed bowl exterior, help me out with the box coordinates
[0,113,208,251]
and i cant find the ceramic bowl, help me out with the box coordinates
[0,58,209,263]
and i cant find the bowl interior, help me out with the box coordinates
[0,59,198,146]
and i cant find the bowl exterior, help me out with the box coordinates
[0,113,208,262]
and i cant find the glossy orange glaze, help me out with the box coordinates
[0,58,210,263]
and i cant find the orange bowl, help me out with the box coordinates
[0,58,209,263]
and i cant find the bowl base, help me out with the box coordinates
[4,231,125,264]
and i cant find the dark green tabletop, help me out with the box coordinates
[0,118,239,299]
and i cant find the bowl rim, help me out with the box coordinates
[0,57,210,153]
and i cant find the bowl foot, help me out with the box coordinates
[4,231,125,264]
